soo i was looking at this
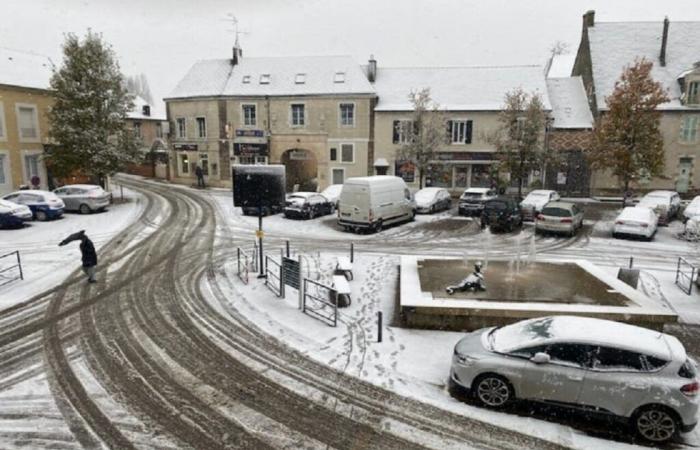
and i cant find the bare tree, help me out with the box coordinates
[589,58,669,196]
[488,88,547,198]
[126,73,153,104]
[395,88,448,188]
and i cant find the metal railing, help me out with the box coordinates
[236,244,258,285]
[0,251,23,287]
[265,255,282,297]
[675,257,696,295]
[302,278,338,327]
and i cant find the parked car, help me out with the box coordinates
[320,184,343,209]
[2,190,64,221]
[480,197,523,232]
[638,190,681,225]
[683,196,700,223]
[0,199,33,228]
[535,202,584,237]
[53,184,111,214]
[284,192,334,219]
[520,190,560,221]
[415,187,452,214]
[613,206,658,241]
[449,316,698,444]
[458,188,498,217]
[338,176,415,233]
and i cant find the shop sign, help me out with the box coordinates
[234,143,269,157]
[288,150,312,161]
[435,152,496,161]
[395,160,416,183]
[235,129,265,138]
[174,143,198,151]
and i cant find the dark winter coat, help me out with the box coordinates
[195,166,204,178]
[80,238,97,267]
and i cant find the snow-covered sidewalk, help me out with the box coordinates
[0,188,144,310]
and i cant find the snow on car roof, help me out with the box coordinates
[618,206,654,220]
[417,187,442,193]
[463,187,490,194]
[288,192,316,198]
[59,184,102,190]
[7,190,53,196]
[643,190,676,199]
[494,316,672,359]
[527,190,555,196]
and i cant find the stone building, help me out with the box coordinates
[573,11,700,196]
[125,96,169,179]
[165,43,376,190]
[371,65,551,193]
[0,49,54,195]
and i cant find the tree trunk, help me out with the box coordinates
[623,177,630,206]
[418,167,424,189]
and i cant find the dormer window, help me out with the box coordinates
[688,81,699,105]
[259,74,270,84]
[334,72,345,83]
[142,105,150,117]
[295,73,306,84]
[242,75,251,84]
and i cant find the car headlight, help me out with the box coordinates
[454,349,479,366]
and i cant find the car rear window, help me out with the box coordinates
[462,193,484,200]
[679,359,697,379]
[485,201,507,211]
[541,207,571,217]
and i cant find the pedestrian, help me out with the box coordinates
[195,164,205,188]
[59,230,97,283]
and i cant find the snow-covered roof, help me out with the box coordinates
[547,54,576,78]
[373,65,551,111]
[545,77,593,129]
[0,48,54,91]
[493,316,673,359]
[588,21,700,110]
[168,55,375,99]
[127,95,166,121]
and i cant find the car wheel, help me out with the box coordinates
[633,405,679,444]
[79,204,91,215]
[374,220,383,233]
[35,210,48,222]
[473,374,513,408]
[430,205,435,214]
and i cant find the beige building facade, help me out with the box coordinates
[0,50,54,195]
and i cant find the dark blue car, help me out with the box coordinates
[2,190,65,221]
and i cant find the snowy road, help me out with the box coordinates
[0,177,568,449]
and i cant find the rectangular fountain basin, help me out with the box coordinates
[400,256,677,332]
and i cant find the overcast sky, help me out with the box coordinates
[2,0,697,104]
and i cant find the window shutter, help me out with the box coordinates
[392,120,399,144]
[447,120,453,140]
[465,120,473,144]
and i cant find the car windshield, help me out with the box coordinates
[541,207,571,217]
[492,317,556,353]
[484,201,507,211]
[415,190,437,202]
[462,192,484,200]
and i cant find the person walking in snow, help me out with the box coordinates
[195,164,205,188]
[59,230,97,283]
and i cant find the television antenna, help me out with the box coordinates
[223,14,250,43]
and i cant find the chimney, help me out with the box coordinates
[367,55,377,83]
[660,17,669,67]
[232,35,242,66]
[582,10,595,29]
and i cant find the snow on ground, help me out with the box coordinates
[0,188,144,310]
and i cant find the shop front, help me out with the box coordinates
[232,129,268,165]
[405,152,497,191]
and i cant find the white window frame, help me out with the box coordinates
[196,116,207,139]
[176,118,186,139]
[241,103,257,127]
[680,115,699,143]
[330,167,345,185]
[260,74,271,84]
[295,73,306,84]
[339,102,355,127]
[0,101,6,141]
[396,119,413,144]
[0,150,9,188]
[21,149,45,188]
[688,81,700,105]
[15,103,40,143]
[290,103,306,127]
[450,119,469,144]
[180,153,190,175]
[329,146,338,162]
[339,143,355,164]
[133,121,141,138]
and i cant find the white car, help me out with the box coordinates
[638,190,681,225]
[2,190,65,221]
[613,206,658,240]
[414,187,452,214]
[320,184,343,209]
[535,201,584,237]
[0,199,33,228]
[683,196,700,223]
[520,190,560,221]
[450,316,699,444]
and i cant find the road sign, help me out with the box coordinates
[282,257,300,290]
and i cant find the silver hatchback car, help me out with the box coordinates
[449,316,698,443]
[53,184,111,214]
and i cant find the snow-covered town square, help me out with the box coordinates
[1,1,700,449]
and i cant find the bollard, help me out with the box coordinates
[350,243,354,263]
[286,240,290,258]
[629,257,634,269]
[377,311,383,343]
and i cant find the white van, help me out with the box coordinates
[338,176,415,232]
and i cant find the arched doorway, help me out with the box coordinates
[281,148,317,192]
